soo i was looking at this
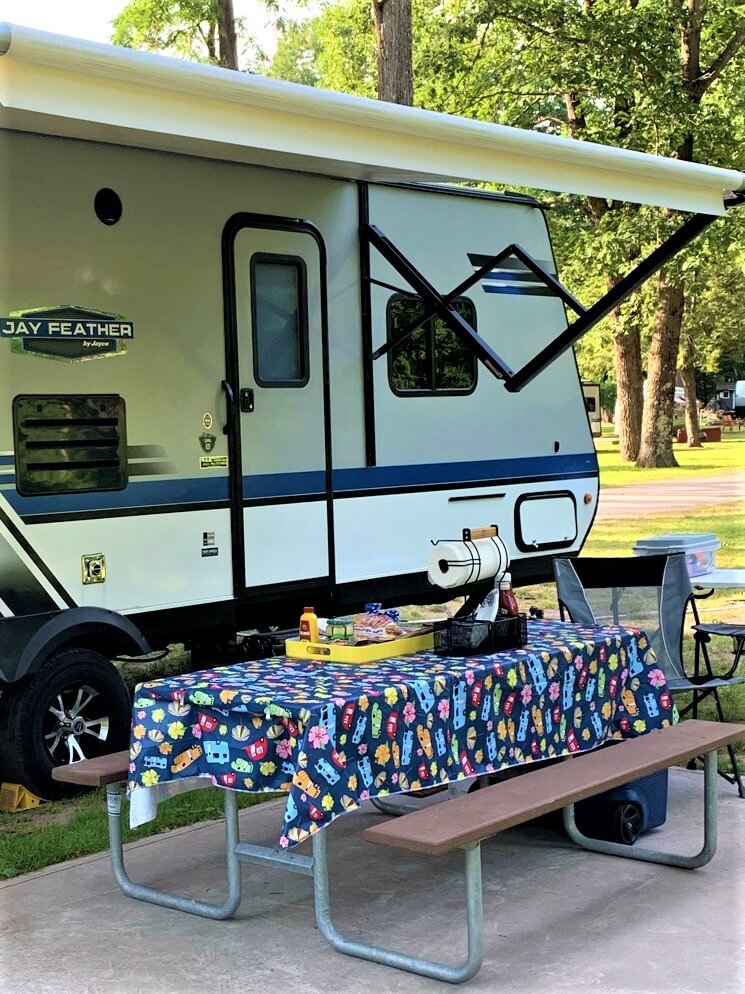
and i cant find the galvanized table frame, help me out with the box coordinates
[107,750,720,984]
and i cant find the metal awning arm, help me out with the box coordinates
[363,223,515,380]
[504,206,735,393]
[370,243,519,362]
[362,192,741,393]
[509,244,586,316]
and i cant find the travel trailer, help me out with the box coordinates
[581,383,602,438]
[0,24,743,799]
[715,380,745,417]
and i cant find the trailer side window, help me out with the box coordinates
[250,254,309,387]
[13,394,128,497]
[387,296,477,396]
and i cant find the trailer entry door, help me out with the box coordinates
[226,219,330,593]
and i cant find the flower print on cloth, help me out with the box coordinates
[128,621,675,848]
[308,725,329,749]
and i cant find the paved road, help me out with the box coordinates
[597,472,745,519]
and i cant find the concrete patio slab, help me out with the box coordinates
[1,767,743,994]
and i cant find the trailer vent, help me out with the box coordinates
[13,395,128,496]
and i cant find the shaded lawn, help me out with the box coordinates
[596,432,745,488]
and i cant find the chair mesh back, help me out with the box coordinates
[553,555,692,682]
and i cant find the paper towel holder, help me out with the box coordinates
[429,524,500,547]
[461,524,499,543]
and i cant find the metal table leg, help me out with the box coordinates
[106,784,243,918]
[312,829,484,984]
[562,751,718,869]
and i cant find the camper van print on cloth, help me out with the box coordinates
[129,620,674,847]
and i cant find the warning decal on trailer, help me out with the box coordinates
[199,455,228,469]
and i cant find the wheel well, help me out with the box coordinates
[5,608,151,684]
[51,626,148,662]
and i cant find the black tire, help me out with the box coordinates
[0,648,131,801]
[611,801,643,846]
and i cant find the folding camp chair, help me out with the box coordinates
[553,554,745,797]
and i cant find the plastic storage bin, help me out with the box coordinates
[633,533,720,577]
[575,769,668,844]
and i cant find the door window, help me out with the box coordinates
[250,254,309,387]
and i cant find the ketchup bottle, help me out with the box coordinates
[498,573,520,617]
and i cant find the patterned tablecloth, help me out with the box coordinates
[128,620,674,847]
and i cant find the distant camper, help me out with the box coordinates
[582,383,602,438]
[715,381,745,418]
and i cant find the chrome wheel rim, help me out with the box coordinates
[42,683,111,764]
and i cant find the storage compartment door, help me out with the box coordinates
[515,492,577,552]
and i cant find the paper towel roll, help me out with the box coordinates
[427,534,509,589]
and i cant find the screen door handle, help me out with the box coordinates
[221,379,234,435]
[240,388,255,413]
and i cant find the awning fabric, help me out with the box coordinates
[1,22,743,215]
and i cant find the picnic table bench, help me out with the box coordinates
[55,718,745,984]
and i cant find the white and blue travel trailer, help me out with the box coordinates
[0,24,743,798]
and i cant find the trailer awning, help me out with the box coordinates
[1,22,743,215]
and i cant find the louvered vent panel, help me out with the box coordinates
[13,395,128,496]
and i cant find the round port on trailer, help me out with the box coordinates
[584,492,593,505]
[94,188,123,225]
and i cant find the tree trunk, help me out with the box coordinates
[371,0,413,105]
[614,328,644,461]
[606,274,643,461]
[679,329,702,447]
[217,0,239,70]
[636,272,685,467]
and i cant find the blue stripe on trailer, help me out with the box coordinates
[4,452,598,517]
[482,284,556,296]
[333,453,597,491]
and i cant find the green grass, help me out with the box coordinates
[0,787,279,880]
[596,432,745,488]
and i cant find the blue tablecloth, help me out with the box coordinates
[128,620,674,846]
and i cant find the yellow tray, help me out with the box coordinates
[285,630,435,664]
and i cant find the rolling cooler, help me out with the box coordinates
[574,769,669,845]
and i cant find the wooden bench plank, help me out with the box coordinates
[364,720,745,856]
[51,750,130,787]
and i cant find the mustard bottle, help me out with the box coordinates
[299,606,319,642]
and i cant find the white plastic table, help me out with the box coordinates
[691,569,745,590]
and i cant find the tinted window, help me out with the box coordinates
[251,255,308,386]
[388,296,477,395]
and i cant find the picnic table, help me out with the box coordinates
[128,619,675,846]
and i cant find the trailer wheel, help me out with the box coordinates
[0,648,131,801]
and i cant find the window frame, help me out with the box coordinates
[249,252,310,389]
[386,293,478,398]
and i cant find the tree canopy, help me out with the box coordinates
[268,0,744,462]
